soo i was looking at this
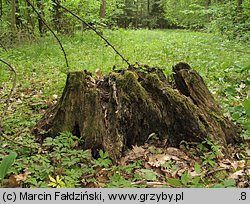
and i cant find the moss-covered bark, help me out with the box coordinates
[33,63,240,160]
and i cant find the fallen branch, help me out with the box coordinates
[25,0,69,68]
[52,0,131,67]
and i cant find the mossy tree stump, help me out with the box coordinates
[33,62,240,160]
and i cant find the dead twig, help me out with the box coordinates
[1,132,39,150]
[207,167,230,176]
[52,0,131,67]
[25,0,69,68]
[131,180,167,187]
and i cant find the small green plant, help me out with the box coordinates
[94,150,112,168]
[0,152,17,186]
[212,179,236,188]
[167,171,205,188]
[48,175,66,188]
[197,138,222,167]
[161,160,176,170]
[122,160,142,174]
[106,172,134,188]
[134,169,158,181]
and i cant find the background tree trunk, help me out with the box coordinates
[53,0,62,32]
[0,0,2,18]
[205,0,211,21]
[11,0,16,32]
[33,63,240,160]
[37,0,45,36]
[237,0,243,10]
[99,0,107,18]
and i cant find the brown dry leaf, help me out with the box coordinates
[14,169,31,182]
[246,148,250,157]
[147,154,171,167]
[7,175,21,187]
[219,162,231,169]
[166,147,189,160]
[95,69,103,80]
[132,145,148,156]
[120,145,148,165]
[84,182,100,188]
[231,161,245,170]
[176,168,189,177]
[189,170,201,178]
[96,168,112,183]
[228,170,244,179]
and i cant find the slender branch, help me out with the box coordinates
[0,58,17,134]
[52,0,131,67]
[1,132,39,150]
[0,59,38,151]
[25,0,69,68]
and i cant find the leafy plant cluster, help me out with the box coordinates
[208,1,250,41]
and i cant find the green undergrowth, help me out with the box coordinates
[0,29,249,188]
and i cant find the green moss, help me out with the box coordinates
[116,71,148,103]
[146,73,163,88]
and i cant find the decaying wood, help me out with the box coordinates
[33,62,241,160]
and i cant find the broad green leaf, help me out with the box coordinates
[223,179,236,187]
[232,112,240,120]
[168,178,182,187]
[212,183,224,188]
[0,152,17,180]
[192,176,201,185]
[140,169,157,181]
[194,162,201,174]
[243,100,250,117]
[181,172,190,186]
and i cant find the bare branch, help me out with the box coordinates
[0,59,39,151]
[52,0,131,67]
[0,58,17,135]
[25,0,69,68]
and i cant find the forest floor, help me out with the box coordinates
[0,29,249,187]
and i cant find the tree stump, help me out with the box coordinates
[33,62,240,160]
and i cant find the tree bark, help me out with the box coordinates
[11,0,16,32]
[0,0,2,18]
[237,0,243,10]
[53,0,62,32]
[37,0,45,36]
[99,0,107,18]
[33,63,241,160]
[205,0,211,21]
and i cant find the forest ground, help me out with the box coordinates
[0,29,249,187]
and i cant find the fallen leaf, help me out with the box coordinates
[228,170,244,179]
[147,154,171,167]
[14,169,31,182]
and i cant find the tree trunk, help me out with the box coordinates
[33,63,241,160]
[37,0,45,36]
[237,0,243,10]
[53,0,62,32]
[11,0,16,32]
[99,0,107,18]
[0,0,2,18]
[205,0,211,21]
